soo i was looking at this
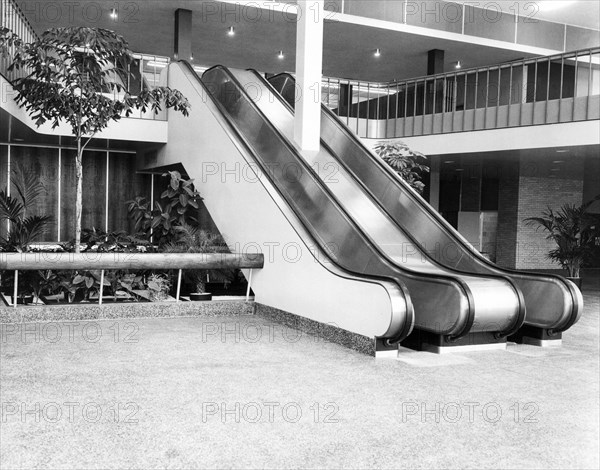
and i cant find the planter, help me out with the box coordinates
[566,277,583,290]
[17,295,34,305]
[189,292,212,301]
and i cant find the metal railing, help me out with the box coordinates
[323,47,600,138]
[0,0,169,120]
[0,252,264,307]
[0,0,37,81]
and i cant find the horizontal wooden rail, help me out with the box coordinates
[0,252,264,271]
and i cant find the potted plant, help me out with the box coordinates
[146,274,172,302]
[164,225,232,301]
[525,195,600,289]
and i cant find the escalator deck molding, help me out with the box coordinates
[254,303,380,356]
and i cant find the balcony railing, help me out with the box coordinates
[0,0,36,81]
[0,0,169,121]
[324,47,600,139]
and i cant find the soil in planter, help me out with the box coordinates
[189,292,212,301]
[203,282,254,296]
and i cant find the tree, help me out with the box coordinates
[373,140,430,194]
[0,26,190,252]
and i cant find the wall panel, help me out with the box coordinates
[0,145,7,241]
[108,152,150,233]
[61,150,106,240]
[464,5,515,43]
[10,146,59,242]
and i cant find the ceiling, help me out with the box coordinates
[19,0,600,82]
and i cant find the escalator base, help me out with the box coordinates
[401,329,507,354]
[509,325,563,347]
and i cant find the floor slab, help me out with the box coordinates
[1,292,598,469]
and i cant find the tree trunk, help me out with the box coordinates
[74,139,83,254]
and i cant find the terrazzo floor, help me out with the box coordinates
[1,287,598,469]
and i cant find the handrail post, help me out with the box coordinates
[558,55,564,122]
[13,269,18,308]
[176,269,182,302]
[572,50,579,121]
[545,57,551,124]
[246,269,253,302]
[99,270,104,305]
[587,49,593,120]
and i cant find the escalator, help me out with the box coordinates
[156,61,412,352]
[264,72,583,343]
[199,65,526,350]
[217,67,525,347]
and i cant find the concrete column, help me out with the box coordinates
[427,49,445,75]
[294,0,324,152]
[174,9,192,61]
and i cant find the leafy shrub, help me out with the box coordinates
[373,140,429,194]
[127,170,203,247]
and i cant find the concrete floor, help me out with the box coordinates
[1,291,598,469]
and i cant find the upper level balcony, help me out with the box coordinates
[0,0,170,143]
[320,47,600,140]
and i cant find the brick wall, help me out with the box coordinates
[496,159,520,268]
[481,211,499,262]
[515,155,584,270]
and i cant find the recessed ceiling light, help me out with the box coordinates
[556,149,569,153]
[227,26,235,36]
[374,48,381,58]
[277,50,284,59]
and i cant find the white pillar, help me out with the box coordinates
[294,0,324,152]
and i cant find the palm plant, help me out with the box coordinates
[0,162,52,252]
[525,196,600,278]
[163,224,232,294]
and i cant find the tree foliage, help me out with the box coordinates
[1,26,189,136]
[0,26,190,252]
[373,140,429,194]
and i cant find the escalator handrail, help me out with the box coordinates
[178,61,414,343]
[258,70,526,339]
[267,71,579,336]
[202,64,482,342]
